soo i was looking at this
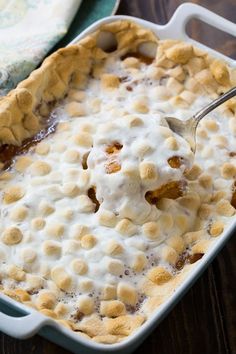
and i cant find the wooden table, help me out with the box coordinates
[1,1,235,353]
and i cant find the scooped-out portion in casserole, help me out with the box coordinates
[0,20,235,344]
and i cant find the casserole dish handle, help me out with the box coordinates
[167,2,236,38]
[0,311,50,339]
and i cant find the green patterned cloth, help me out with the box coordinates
[0,0,82,96]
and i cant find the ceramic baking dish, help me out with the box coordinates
[0,3,235,354]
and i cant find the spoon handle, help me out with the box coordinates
[193,86,236,124]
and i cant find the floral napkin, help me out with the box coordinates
[0,0,82,96]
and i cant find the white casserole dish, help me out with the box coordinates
[0,3,235,353]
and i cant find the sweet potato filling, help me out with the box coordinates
[175,251,204,270]
[145,180,187,205]
[105,142,123,154]
[105,159,121,174]
[105,142,122,174]
[231,181,236,208]
[87,187,100,212]
[168,156,183,169]
[82,151,90,170]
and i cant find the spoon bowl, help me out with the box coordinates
[163,86,236,153]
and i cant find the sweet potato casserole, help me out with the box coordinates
[0,20,235,344]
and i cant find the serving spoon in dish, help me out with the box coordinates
[163,86,236,153]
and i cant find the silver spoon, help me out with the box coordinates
[163,86,236,153]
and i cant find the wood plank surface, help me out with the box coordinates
[1,1,235,353]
